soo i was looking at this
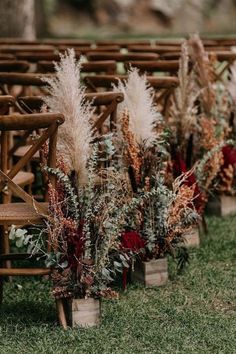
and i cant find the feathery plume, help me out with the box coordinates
[41,49,94,185]
[189,33,215,115]
[170,40,198,149]
[113,67,160,145]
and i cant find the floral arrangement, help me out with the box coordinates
[168,36,236,214]
[113,68,199,264]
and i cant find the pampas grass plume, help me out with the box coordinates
[113,67,159,145]
[42,49,93,185]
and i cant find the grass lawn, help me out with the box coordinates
[0,216,236,354]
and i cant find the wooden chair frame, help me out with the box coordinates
[37,60,117,75]
[124,60,180,75]
[0,110,64,322]
[86,52,159,62]
[17,91,124,132]
[0,60,30,73]
[83,74,178,117]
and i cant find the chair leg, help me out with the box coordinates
[56,299,67,330]
[0,225,12,282]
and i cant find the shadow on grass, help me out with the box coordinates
[0,300,56,326]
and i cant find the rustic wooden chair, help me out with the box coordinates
[0,45,55,54]
[155,39,184,46]
[208,51,236,81]
[127,45,181,54]
[84,74,178,118]
[0,72,53,100]
[124,60,180,75]
[0,60,30,73]
[0,95,35,197]
[86,52,159,62]
[0,110,66,326]
[37,60,117,75]
[0,73,55,186]
[58,45,121,54]
[43,39,92,47]
[15,52,80,63]
[95,40,151,48]
[18,91,124,133]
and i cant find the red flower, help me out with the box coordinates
[121,231,146,251]
[222,145,236,168]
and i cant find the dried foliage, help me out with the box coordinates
[138,174,199,260]
[120,109,142,185]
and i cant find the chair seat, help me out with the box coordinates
[12,170,34,187]
[0,202,48,225]
[14,145,40,160]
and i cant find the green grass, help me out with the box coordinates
[1,216,236,354]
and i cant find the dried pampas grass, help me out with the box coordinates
[189,33,215,115]
[113,67,160,145]
[170,41,198,147]
[42,49,94,185]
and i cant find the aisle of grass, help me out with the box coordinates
[0,216,236,354]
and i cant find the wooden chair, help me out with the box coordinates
[0,95,35,195]
[43,39,93,47]
[58,45,121,54]
[15,52,81,63]
[84,74,178,118]
[18,91,124,132]
[0,110,66,326]
[127,45,181,54]
[0,72,53,100]
[124,60,180,75]
[208,51,236,81]
[155,39,184,46]
[95,40,151,48]
[86,52,159,62]
[0,60,30,73]
[0,45,55,54]
[37,60,117,75]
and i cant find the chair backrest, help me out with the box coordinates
[18,91,124,132]
[86,52,159,62]
[0,73,53,103]
[58,45,121,54]
[0,110,64,211]
[84,74,179,92]
[95,40,151,48]
[124,60,180,75]
[16,52,81,63]
[83,74,178,118]
[0,45,55,54]
[37,60,117,75]
[0,60,30,73]
[127,45,181,54]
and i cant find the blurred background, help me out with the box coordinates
[0,0,236,39]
